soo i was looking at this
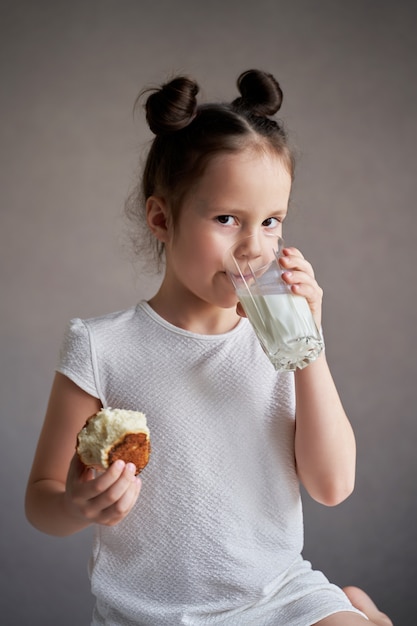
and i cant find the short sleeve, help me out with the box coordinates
[56,318,100,399]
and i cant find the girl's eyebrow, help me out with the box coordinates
[205,205,288,216]
[274,208,288,217]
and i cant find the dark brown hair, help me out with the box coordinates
[125,69,295,269]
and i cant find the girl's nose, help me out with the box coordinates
[234,235,263,260]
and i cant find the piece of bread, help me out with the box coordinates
[76,408,150,475]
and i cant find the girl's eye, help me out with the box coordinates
[216,215,235,225]
[262,217,280,228]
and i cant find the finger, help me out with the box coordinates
[281,270,318,291]
[236,302,246,318]
[90,463,139,510]
[81,467,96,483]
[67,453,95,491]
[280,269,323,327]
[69,451,88,478]
[98,476,142,526]
[80,459,127,499]
[290,281,323,303]
[279,253,315,278]
[282,271,323,304]
[75,463,139,522]
[68,459,127,510]
[282,246,304,259]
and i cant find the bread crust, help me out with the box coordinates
[107,432,151,474]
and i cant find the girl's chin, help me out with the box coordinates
[216,296,239,311]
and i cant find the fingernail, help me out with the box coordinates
[126,462,137,474]
[114,460,125,471]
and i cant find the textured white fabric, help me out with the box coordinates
[57,301,365,625]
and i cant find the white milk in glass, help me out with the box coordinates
[238,288,323,371]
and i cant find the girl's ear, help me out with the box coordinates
[146,196,171,243]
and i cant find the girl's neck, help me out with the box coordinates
[147,287,240,336]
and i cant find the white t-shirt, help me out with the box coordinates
[57,301,364,625]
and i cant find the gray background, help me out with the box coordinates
[1,1,416,624]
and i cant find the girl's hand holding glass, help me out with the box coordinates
[226,236,324,371]
[279,246,323,331]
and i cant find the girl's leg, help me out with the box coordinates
[313,587,393,626]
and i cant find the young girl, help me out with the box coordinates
[25,70,392,626]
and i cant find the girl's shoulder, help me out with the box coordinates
[82,302,142,327]
[57,303,148,395]
[67,302,150,334]
[61,303,147,352]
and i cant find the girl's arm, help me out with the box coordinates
[293,352,356,505]
[280,247,356,506]
[25,372,142,537]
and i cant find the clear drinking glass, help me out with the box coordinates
[224,234,324,371]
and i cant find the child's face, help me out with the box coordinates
[164,148,292,310]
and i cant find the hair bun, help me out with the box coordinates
[144,76,199,135]
[233,69,283,117]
